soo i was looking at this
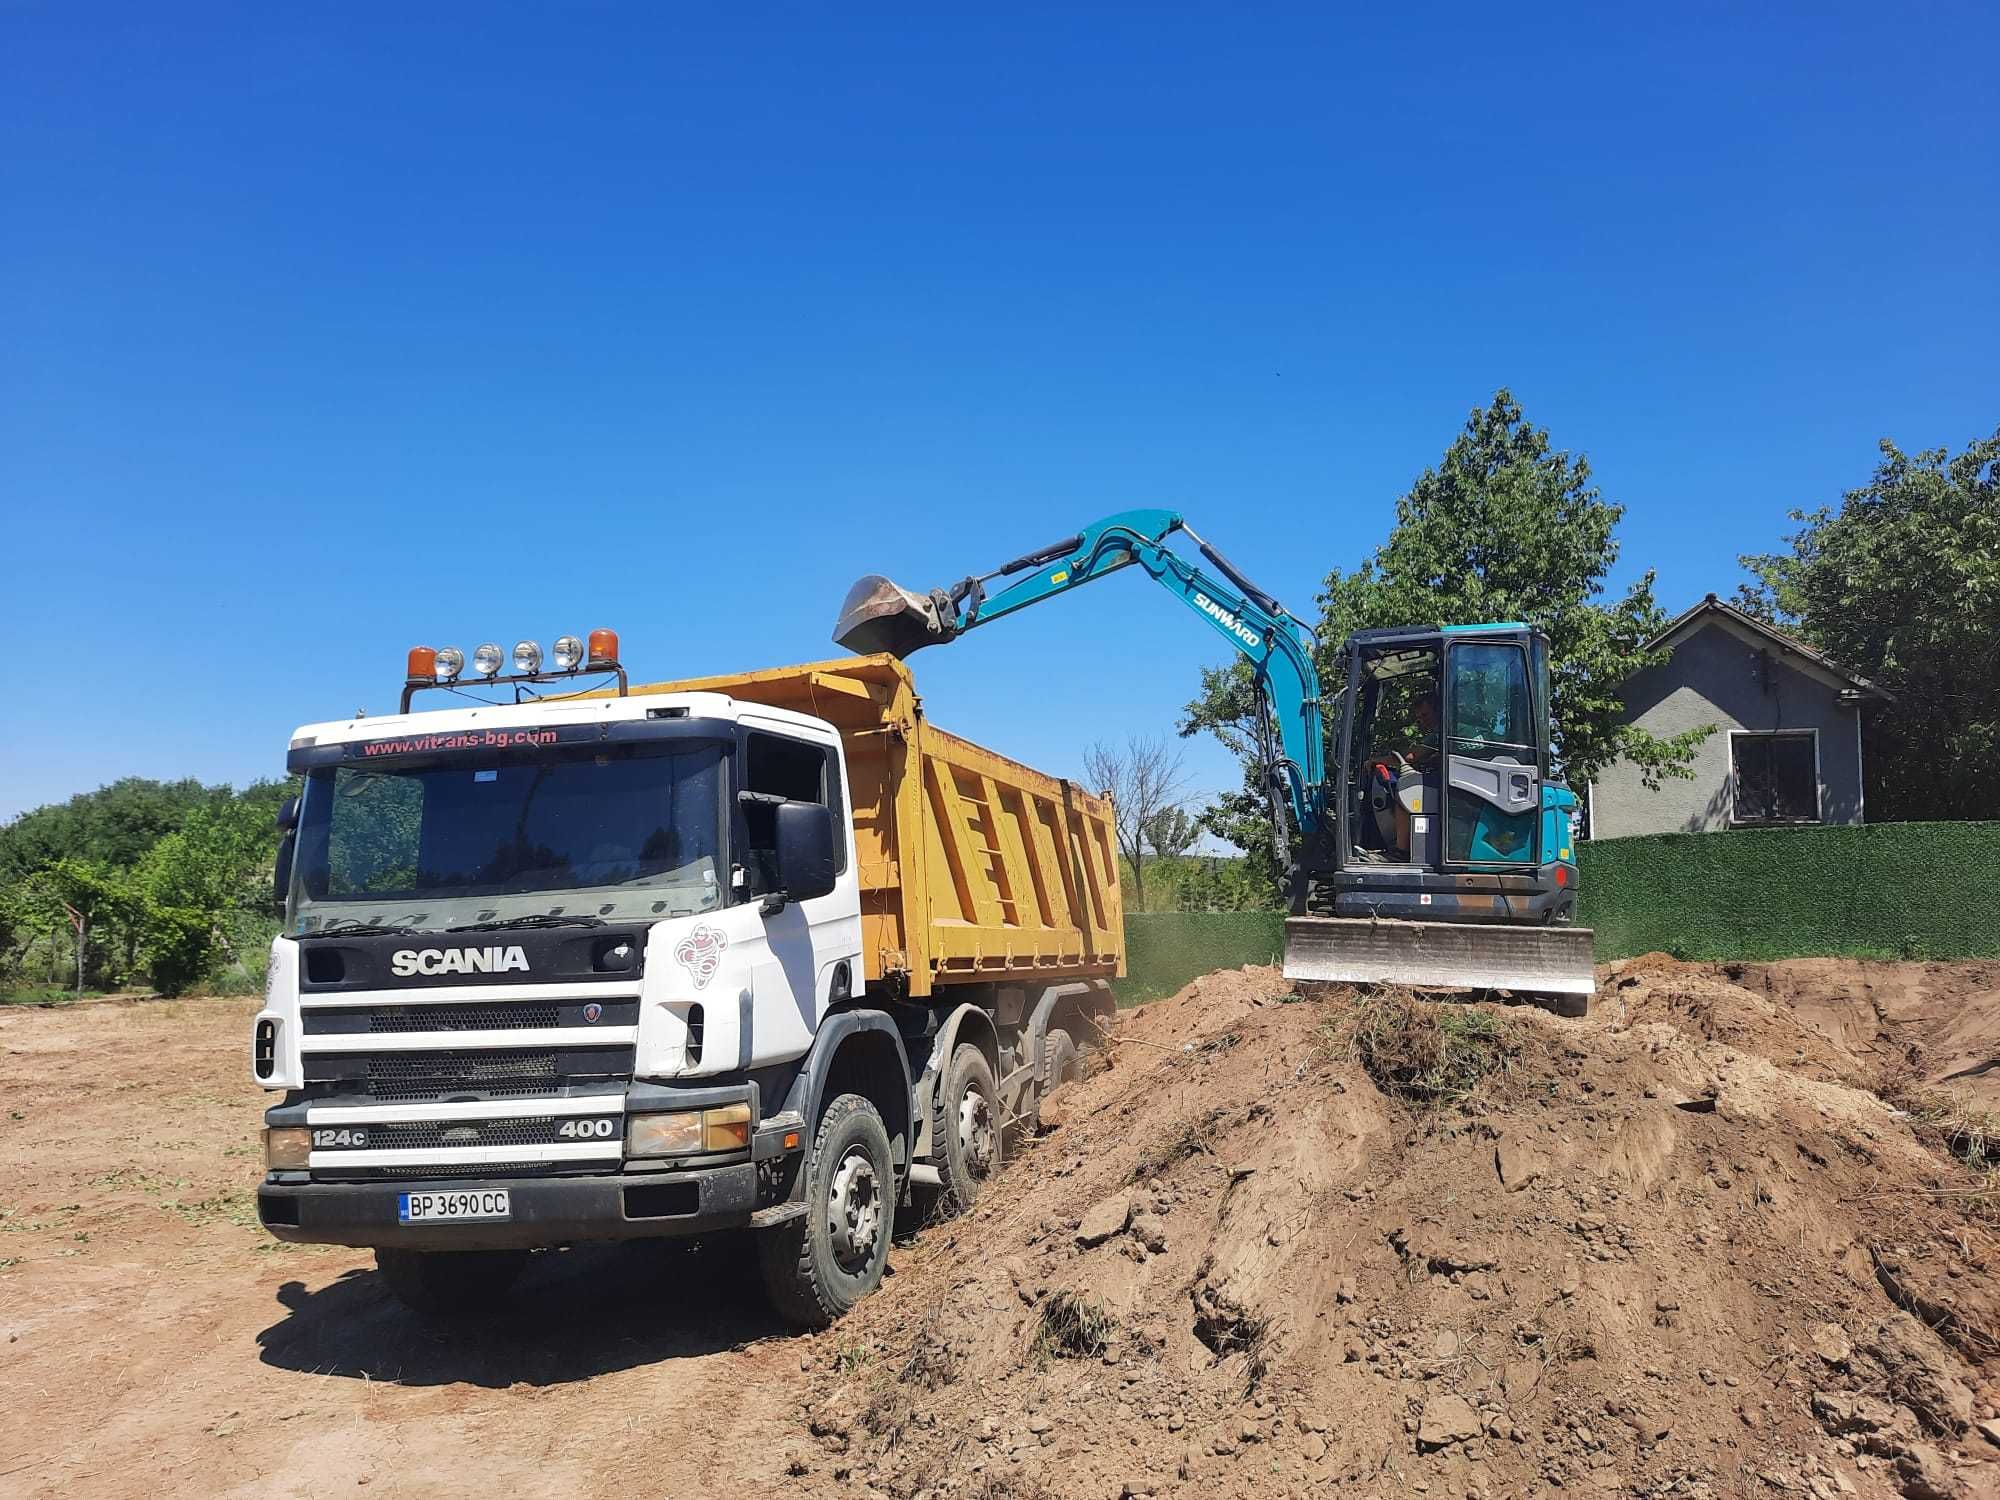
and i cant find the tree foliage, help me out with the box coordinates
[1185,390,1710,871]
[1736,426,1999,822]
[0,777,295,997]
[1144,805,1200,861]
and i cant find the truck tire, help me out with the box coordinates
[374,1246,529,1316]
[1042,1026,1083,1092]
[932,1042,1000,1214]
[757,1092,895,1329]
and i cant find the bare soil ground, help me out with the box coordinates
[791,959,2000,1500]
[3,957,1999,1499]
[0,997,806,1499]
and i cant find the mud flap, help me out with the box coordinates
[1283,917,1595,1007]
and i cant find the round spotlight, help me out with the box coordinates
[513,639,543,674]
[472,642,504,677]
[552,634,584,671]
[435,647,465,682]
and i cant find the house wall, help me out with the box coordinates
[1589,620,1864,838]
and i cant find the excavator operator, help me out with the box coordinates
[1363,687,1441,859]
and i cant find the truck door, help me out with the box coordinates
[1440,636,1542,871]
[737,726,861,1064]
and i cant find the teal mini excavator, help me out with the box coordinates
[833,509,1595,1010]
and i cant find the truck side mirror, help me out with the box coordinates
[772,801,837,906]
[273,797,300,915]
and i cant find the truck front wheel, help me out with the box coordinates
[757,1092,895,1329]
[374,1246,529,1316]
[932,1042,1001,1213]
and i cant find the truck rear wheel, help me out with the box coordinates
[374,1246,529,1316]
[1042,1026,1083,1092]
[932,1042,1000,1213]
[757,1092,895,1329]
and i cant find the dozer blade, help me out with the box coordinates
[833,574,955,658]
[1283,916,1596,1007]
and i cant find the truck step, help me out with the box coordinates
[749,1201,809,1229]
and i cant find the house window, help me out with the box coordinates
[1731,731,1819,824]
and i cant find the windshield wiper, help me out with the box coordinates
[312,920,422,938]
[445,913,606,933]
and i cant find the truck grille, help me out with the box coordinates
[300,997,640,1036]
[367,1050,557,1100]
[367,1003,559,1033]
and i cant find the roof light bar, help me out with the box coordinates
[398,628,627,712]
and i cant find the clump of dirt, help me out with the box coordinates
[789,960,2000,1499]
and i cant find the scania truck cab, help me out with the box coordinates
[252,634,1120,1325]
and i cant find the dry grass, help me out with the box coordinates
[1034,1291,1118,1361]
[1892,1088,2000,1171]
[1192,1299,1275,1391]
[1342,991,1521,1103]
[1129,1107,1225,1183]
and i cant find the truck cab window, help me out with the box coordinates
[742,732,846,893]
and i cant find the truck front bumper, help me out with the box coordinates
[257,1162,759,1252]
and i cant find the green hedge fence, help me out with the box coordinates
[1113,911,1286,1006]
[1110,823,1999,1003]
[1577,821,2000,962]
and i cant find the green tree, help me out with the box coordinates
[0,775,295,995]
[13,858,139,996]
[1185,391,1709,872]
[137,799,278,994]
[1144,805,1200,861]
[1736,427,1999,822]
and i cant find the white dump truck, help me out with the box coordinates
[253,634,1123,1325]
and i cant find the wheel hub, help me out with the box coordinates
[825,1145,881,1272]
[958,1087,995,1177]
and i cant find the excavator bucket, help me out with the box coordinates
[1283,916,1595,1014]
[833,574,955,658]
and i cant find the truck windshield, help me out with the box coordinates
[288,742,725,934]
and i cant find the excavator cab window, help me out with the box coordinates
[1344,646,1442,864]
[1440,634,1542,869]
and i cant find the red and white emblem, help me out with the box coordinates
[673,924,729,990]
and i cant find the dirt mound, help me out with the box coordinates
[789,961,2000,1500]
[1607,957,2000,1109]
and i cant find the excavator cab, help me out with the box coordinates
[1285,623,1590,1007]
[1337,626,1557,878]
[1326,624,1573,910]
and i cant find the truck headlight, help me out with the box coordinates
[626,1104,753,1157]
[265,1127,311,1170]
[627,1112,703,1156]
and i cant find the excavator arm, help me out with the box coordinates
[832,508,1326,843]
[835,509,1597,1009]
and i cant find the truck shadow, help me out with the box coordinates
[256,1237,792,1387]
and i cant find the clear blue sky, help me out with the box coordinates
[3,3,1995,824]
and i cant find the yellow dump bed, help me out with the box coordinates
[628,655,1125,998]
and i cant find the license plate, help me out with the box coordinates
[399,1189,511,1224]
